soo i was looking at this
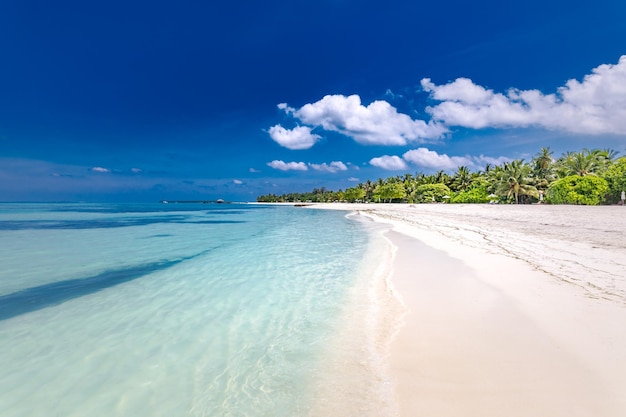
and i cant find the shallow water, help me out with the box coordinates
[0,203,394,417]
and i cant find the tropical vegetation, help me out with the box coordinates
[257,148,626,206]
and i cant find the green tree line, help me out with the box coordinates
[257,148,626,205]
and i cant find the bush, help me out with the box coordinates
[414,184,451,203]
[373,182,406,202]
[545,175,609,205]
[603,157,626,204]
[449,186,490,203]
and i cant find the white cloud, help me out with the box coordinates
[92,167,110,173]
[268,125,321,150]
[369,155,408,170]
[267,160,308,171]
[233,179,243,184]
[370,148,511,172]
[348,177,360,182]
[266,160,349,173]
[277,102,295,113]
[131,168,142,173]
[308,161,348,173]
[422,55,626,135]
[279,94,447,146]
[249,167,261,173]
[422,77,493,105]
[403,148,472,170]
[473,154,512,166]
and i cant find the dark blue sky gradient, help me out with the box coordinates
[1,0,625,201]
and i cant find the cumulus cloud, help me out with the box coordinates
[422,55,626,135]
[473,154,512,166]
[268,56,626,156]
[267,160,308,171]
[308,161,348,173]
[91,167,110,173]
[277,102,295,112]
[402,148,473,170]
[268,125,321,150]
[277,94,447,146]
[267,160,349,173]
[233,179,243,184]
[369,155,408,170]
[371,148,510,171]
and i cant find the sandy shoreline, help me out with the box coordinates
[308,203,626,416]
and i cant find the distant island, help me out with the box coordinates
[161,199,227,204]
[258,147,626,206]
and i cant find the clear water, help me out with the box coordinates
[0,203,395,417]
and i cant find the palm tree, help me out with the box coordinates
[531,147,555,192]
[433,170,451,185]
[403,177,418,203]
[596,148,620,173]
[599,148,619,162]
[533,147,554,174]
[451,166,472,192]
[495,160,538,204]
[557,149,602,177]
[362,180,374,202]
[413,172,426,186]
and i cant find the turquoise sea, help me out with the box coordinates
[0,203,398,417]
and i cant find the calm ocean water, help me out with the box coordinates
[0,203,397,417]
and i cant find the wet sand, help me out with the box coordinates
[311,203,626,416]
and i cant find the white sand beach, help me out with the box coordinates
[310,203,626,417]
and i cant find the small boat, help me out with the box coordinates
[216,199,224,204]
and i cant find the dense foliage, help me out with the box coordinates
[545,175,609,205]
[449,186,491,204]
[604,158,626,204]
[257,148,626,206]
[414,184,451,203]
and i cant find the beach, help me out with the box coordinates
[2,202,625,416]
[310,203,626,416]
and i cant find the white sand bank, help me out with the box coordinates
[309,203,626,416]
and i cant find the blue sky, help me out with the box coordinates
[1,0,625,202]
